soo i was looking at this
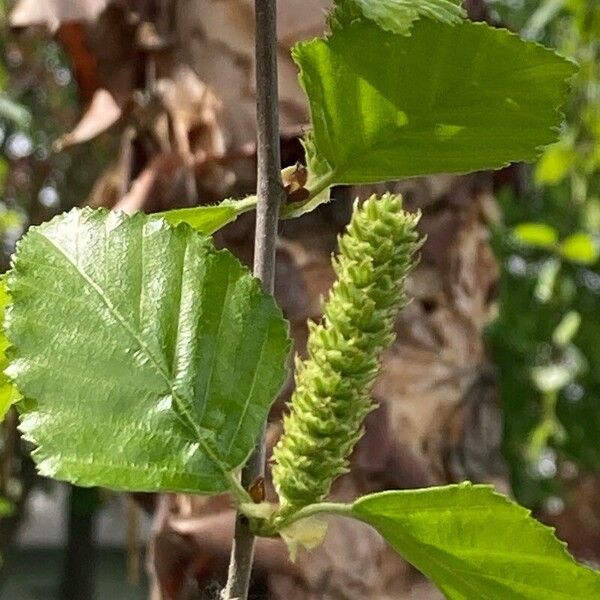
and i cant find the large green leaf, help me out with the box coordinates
[352,483,600,599]
[6,208,290,494]
[337,0,465,35]
[295,16,576,185]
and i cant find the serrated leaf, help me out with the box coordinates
[513,222,559,249]
[295,17,576,185]
[0,279,19,422]
[336,0,465,36]
[156,197,257,236]
[6,208,290,494]
[558,232,599,265]
[352,483,600,599]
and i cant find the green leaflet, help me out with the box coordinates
[155,196,257,236]
[513,222,559,250]
[352,483,600,599]
[6,208,290,495]
[272,194,422,513]
[295,16,576,186]
[335,0,465,35]
[559,232,599,265]
[0,279,19,421]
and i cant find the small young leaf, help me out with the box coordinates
[535,139,575,186]
[155,196,257,236]
[352,483,600,599]
[6,208,290,494]
[558,232,599,265]
[335,0,465,36]
[552,310,581,347]
[513,222,559,249]
[295,17,576,185]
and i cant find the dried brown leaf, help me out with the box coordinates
[11,0,109,30]
[55,88,122,150]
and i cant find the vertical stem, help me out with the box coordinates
[222,1,284,598]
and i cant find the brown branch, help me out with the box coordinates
[221,0,285,598]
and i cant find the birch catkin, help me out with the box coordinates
[272,193,423,513]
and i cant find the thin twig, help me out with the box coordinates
[221,0,284,598]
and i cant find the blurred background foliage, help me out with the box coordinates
[0,0,117,579]
[486,0,600,508]
[0,0,115,269]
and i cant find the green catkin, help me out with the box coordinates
[272,193,423,514]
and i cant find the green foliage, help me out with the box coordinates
[0,93,31,128]
[489,0,600,505]
[156,196,258,236]
[272,194,422,513]
[336,0,465,35]
[512,222,598,264]
[533,1,600,195]
[294,13,575,187]
[0,278,18,421]
[488,192,600,503]
[352,483,600,599]
[5,208,290,495]
[558,231,599,264]
[535,139,575,185]
[0,496,13,517]
[157,204,239,235]
[513,222,559,249]
[552,310,581,347]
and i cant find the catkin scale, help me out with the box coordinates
[272,193,423,513]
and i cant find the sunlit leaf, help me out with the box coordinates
[535,139,575,185]
[352,483,600,599]
[295,16,576,185]
[513,222,559,249]
[6,208,290,493]
[559,232,599,265]
[552,310,581,347]
[335,0,465,36]
[156,197,257,236]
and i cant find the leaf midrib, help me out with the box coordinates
[33,226,233,482]
[365,515,588,599]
